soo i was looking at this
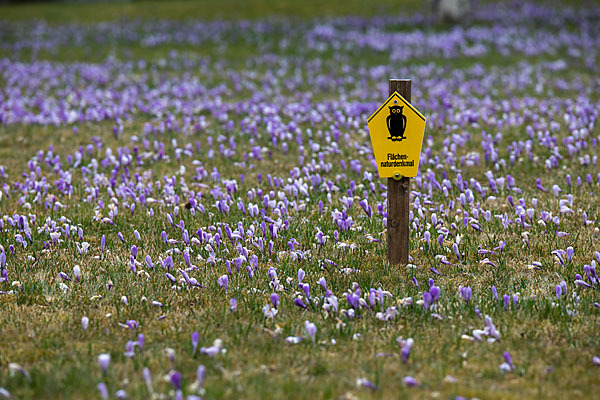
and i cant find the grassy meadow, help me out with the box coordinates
[0,0,599,399]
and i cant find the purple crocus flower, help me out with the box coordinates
[163,256,173,270]
[437,234,444,248]
[285,336,303,344]
[297,268,305,284]
[359,199,372,217]
[97,383,109,399]
[170,371,182,391]
[429,286,440,302]
[403,376,418,387]
[536,178,547,192]
[126,320,138,330]
[368,289,377,308]
[423,291,432,310]
[552,184,561,198]
[401,338,414,363]
[0,387,11,399]
[192,332,199,354]
[100,235,105,255]
[566,246,574,262]
[58,271,71,281]
[500,351,514,372]
[128,256,136,274]
[197,365,206,387]
[555,285,562,298]
[145,255,154,270]
[230,298,237,312]
[503,294,510,310]
[302,283,311,299]
[430,267,441,275]
[73,265,81,282]
[124,341,136,358]
[271,293,279,308]
[98,353,110,372]
[81,316,89,331]
[575,279,592,288]
[143,368,152,393]
[294,297,308,309]
[460,286,472,304]
[453,242,461,260]
[356,377,377,390]
[304,320,317,343]
[318,277,327,291]
[166,348,176,363]
[165,273,177,283]
[8,363,30,382]
[200,342,222,357]
[217,275,229,292]
[484,315,500,340]
[560,280,567,294]
[131,245,137,259]
[504,351,513,367]
[346,292,360,309]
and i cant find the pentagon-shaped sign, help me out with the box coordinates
[367,92,426,178]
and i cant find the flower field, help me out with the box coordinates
[0,1,599,399]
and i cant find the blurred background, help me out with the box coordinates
[0,0,420,22]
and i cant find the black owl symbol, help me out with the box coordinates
[387,105,407,142]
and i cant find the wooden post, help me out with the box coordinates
[387,79,411,265]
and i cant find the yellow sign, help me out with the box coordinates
[367,92,426,178]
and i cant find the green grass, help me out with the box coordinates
[1,106,599,399]
[0,0,423,23]
[1,0,598,24]
[1,1,600,399]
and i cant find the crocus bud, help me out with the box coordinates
[304,320,317,343]
[271,293,279,308]
[73,265,81,282]
[98,354,110,372]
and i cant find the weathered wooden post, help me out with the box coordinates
[367,79,426,265]
[387,80,411,264]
